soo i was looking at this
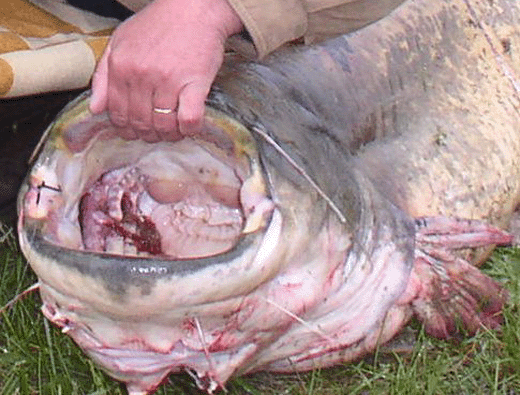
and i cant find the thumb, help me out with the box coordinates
[89,45,111,114]
[177,82,211,136]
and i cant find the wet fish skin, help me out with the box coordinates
[212,0,520,346]
[16,0,520,393]
[214,0,520,232]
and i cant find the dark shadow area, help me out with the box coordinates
[0,90,83,226]
[66,0,132,20]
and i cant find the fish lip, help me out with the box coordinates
[22,219,258,282]
[20,207,283,311]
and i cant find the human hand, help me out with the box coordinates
[89,0,243,142]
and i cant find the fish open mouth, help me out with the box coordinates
[20,93,274,260]
[79,152,244,258]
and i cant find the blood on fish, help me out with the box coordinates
[79,181,163,255]
[108,192,162,255]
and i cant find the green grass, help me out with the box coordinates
[1,222,520,395]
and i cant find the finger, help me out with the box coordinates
[90,45,110,114]
[107,54,130,128]
[177,82,210,136]
[128,77,156,139]
[152,85,180,142]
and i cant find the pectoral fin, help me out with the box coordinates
[409,217,511,339]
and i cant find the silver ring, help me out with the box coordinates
[153,107,173,114]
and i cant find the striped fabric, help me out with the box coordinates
[0,0,119,98]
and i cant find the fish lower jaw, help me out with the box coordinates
[87,344,257,394]
[39,282,260,394]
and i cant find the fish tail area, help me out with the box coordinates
[410,217,511,339]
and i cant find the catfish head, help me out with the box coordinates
[17,91,417,393]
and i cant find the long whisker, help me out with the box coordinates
[252,125,347,224]
[260,296,336,345]
[194,316,227,393]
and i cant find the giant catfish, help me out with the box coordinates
[16,0,520,393]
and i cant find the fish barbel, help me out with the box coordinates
[17,0,520,393]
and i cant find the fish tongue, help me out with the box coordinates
[149,199,244,258]
[406,216,511,339]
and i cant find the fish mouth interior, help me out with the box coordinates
[24,104,273,260]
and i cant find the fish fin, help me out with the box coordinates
[411,217,511,339]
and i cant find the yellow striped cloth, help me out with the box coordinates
[0,0,118,98]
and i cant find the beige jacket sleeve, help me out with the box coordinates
[117,0,308,59]
[226,0,407,58]
[118,0,406,59]
[226,0,308,58]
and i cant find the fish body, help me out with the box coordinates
[17,0,520,393]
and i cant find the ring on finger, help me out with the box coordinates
[153,107,174,114]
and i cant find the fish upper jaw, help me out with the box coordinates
[18,99,281,278]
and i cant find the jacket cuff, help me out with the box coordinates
[225,0,307,58]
